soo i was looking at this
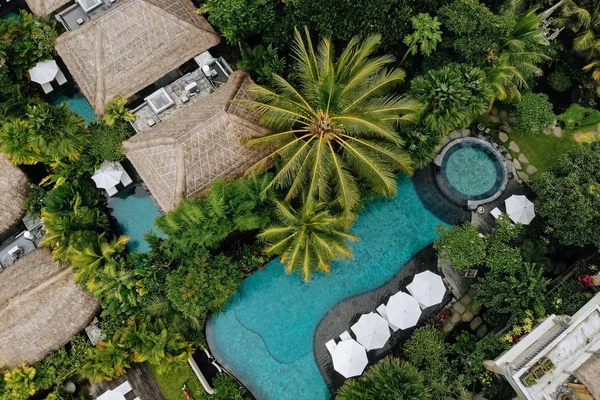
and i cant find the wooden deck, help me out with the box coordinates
[90,362,166,400]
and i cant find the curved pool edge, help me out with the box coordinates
[312,245,455,394]
[206,315,263,400]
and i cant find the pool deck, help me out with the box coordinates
[313,245,454,395]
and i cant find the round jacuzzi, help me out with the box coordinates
[435,137,507,207]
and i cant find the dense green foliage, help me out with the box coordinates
[87,120,134,162]
[402,13,443,63]
[237,44,286,85]
[513,92,555,135]
[337,357,429,400]
[203,0,275,44]
[558,103,600,129]
[434,223,486,271]
[533,142,600,247]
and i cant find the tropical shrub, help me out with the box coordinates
[2,364,36,400]
[212,374,249,400]
[24,183,46,219]
[512,92,555,135]
[451,333,509,387]
[258,200,358,281]
[237,44,286,86]
[337,357,429,400]
[533,142,600,247]
[548,69,572,92]
[80,341,130,384]
[33,336,91,393]
[546,280,594,316]
[202,0,276,44]
[409,64,492,135]
[398,123,442,168]
[242,28,420,224]
[557,104,600,130]
[88,120,134,162]
[434,223,486,271]
[101,95,135,126]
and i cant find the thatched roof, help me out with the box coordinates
[55,0,220,114]
[25,0,70,16]
[0,249,98,367]
[0,154,29,238]
[574,353,600,400]
[123,70,269,211]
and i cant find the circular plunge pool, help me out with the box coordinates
[436,138,506,205]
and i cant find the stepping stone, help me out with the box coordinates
[543,128,551,135]
[443,322,455,333]
[476,325,488,339]
[553,127,562,137]
[509,141,520,152]
[449,130,462,140]
[490,107,498,116]
[499,110,508,119]
[470,316,483,331]
[518,171,529,182]
[460,128,470,137]
[489,115,500,123]
[526,165,538,175]
[499,132,509,142]
[452,302,466,313]
[460,294,472,305]
[518,154,529,163]
[461,311,475,322]
[513,159,522,170]
[471,303,482,315]
[451,312,461,324]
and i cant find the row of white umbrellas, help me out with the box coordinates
[330,271,446,378]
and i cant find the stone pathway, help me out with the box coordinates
[498,133,537,183]
[442,289,488,339]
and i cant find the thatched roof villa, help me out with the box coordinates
[54,0,220,114]
[0,154,29,239]
[0,249,98,367]
[122,70,269,212]
[25,0,70,16]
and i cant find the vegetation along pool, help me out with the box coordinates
[107,185,162,253]
[208,176,446,400]
[51,94,96,125]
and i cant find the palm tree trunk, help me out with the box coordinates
[542,0,567,20]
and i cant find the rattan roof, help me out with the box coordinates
[123,70,269,211]
[55,0,220,114]
[574,353,600,400]
[25,0,70,16]
[0,249,98,367]
[0,154,29,238]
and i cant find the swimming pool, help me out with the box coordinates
[51,94,96,125]
[107,185,162,253]
[207,176,446,400]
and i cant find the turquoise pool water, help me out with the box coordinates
[107,185,162,253]
[51,94,96,125]
[209,176,446,400]
[444,146,498,196]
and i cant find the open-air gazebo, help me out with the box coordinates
[123,70,269,212]
[0,249,98,367]
[0,154,29,239]
[55,0,221,114]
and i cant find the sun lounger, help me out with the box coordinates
[491,207,502,219]
[120,170,133,187]
[340,331,352,341]
[106,186,118,197]
[55,68,67,85]
[114,381,132,395]
[377,303,400,331]
[325,339,337,356]
[41,82,53,94]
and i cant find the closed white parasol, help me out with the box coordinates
[505,195,535,225]
[385,292,422,330]
[331,339,368,378]
[406,271,446,309]
[351,312,390,350]
[29,60,59,84]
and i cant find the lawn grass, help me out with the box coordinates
[149,362,208,400]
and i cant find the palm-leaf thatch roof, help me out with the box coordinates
[25,0,70,16]
[123,70,269,212]
[574,353,600,400]
[55,0,220,114]
[0,153,29,238]
[0,249,98,367]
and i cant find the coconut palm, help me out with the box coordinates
[258,199,358,281]
[26,103,89,162]
[0,118,41,164]
[241,28,421,224]
[409,64,493,135]
[80,341,130,384]
[337,357,430,400]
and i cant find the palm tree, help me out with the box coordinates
[401,13,443,65]
[80,341,130,384]
[409,64,492,135]
[0,118,41,164]
[68,233,129,289]
[337,357,430,400]
[26,103,88,162]
[258,199,358,281]
[241,27,421,224]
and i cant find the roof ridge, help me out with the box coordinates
[140,0,220,39]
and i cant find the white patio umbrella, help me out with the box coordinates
[92,161,123,190]
[406,271,446,309]
[385,292,422,330]
[331,339,368,378]
[351,312,390,350]
[505,195,535,225]
[29,60,59,84]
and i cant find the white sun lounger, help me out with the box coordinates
[340,331,352,341]
[120,169,133,187]
[491,207,502,219]
[55,68,67,85]
[106,186,118,197]
[377,303,400,331]
[114,380,132,395]
[41,82,53,94]
[325,339,337,356]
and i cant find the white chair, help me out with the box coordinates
[41,82,53,94]
[114,381,132,395]
[325,339,337,356]
[340,331,352,341]
[55,68,67,85]
[490,207,502,219]
[106,186,118,197]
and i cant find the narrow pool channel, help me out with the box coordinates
[207,175,446,400]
